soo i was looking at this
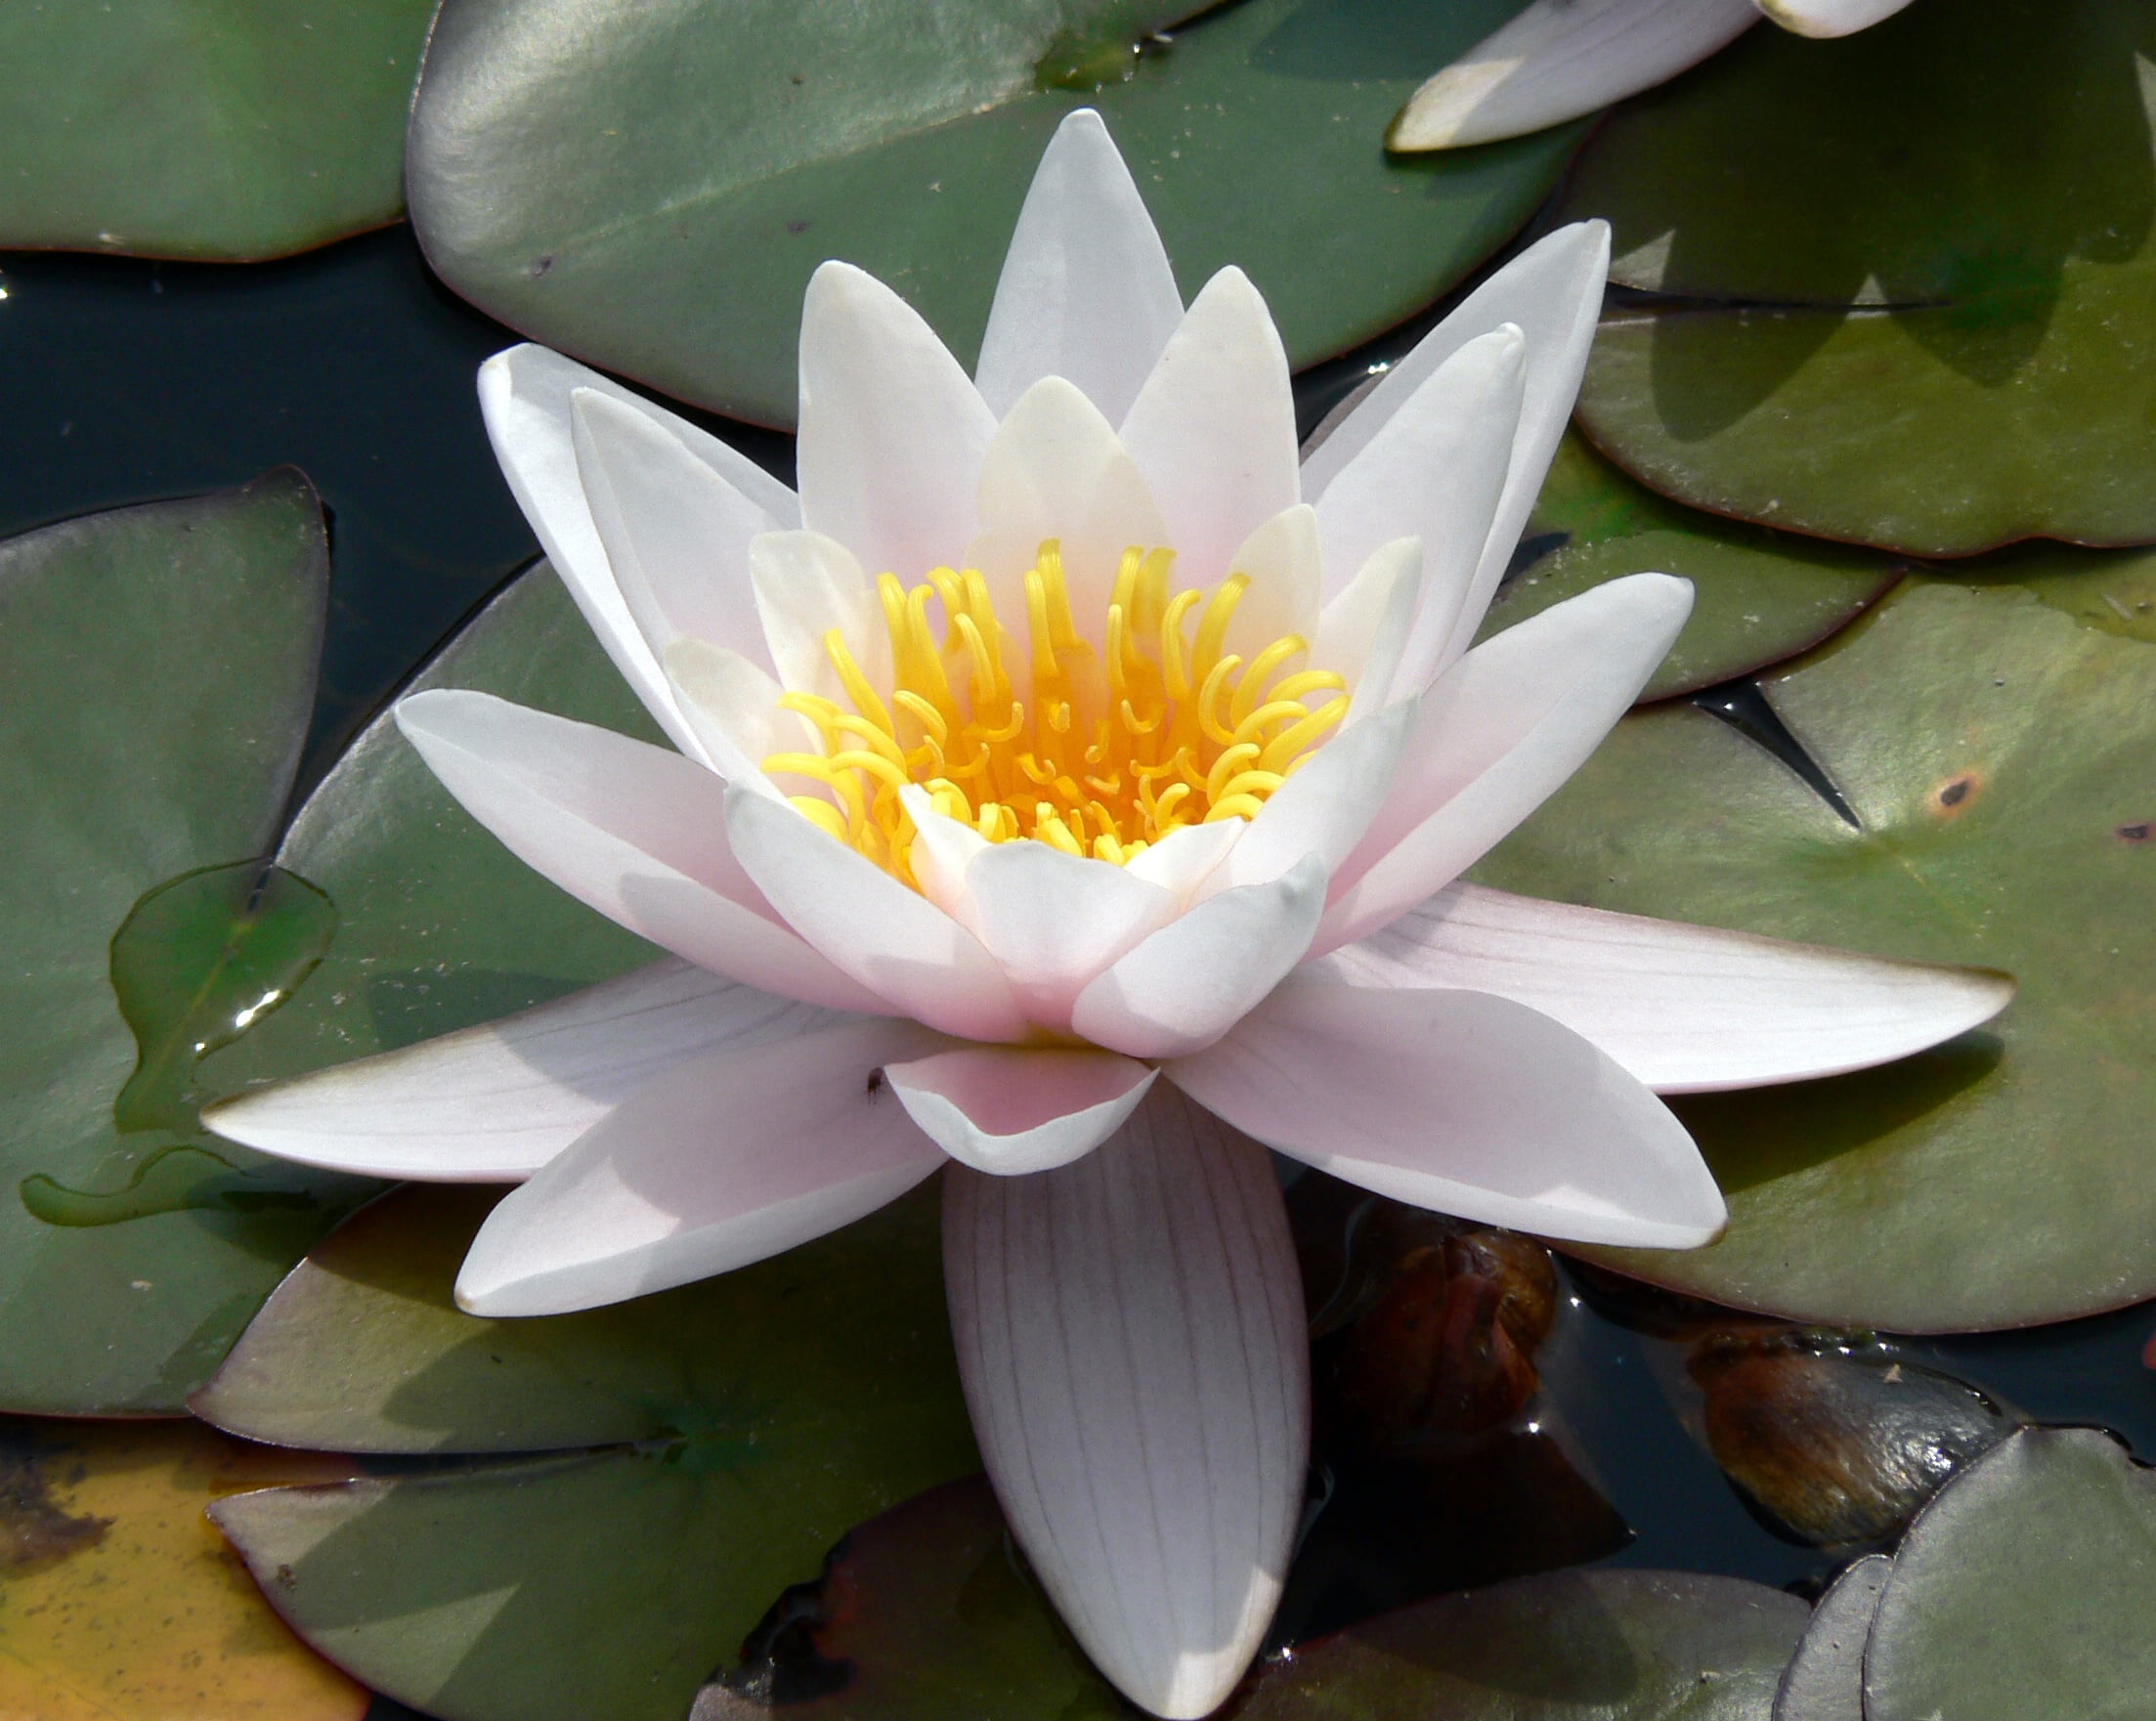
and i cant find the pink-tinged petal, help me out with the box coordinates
[1310,882,2014,1093]
[797,262,997,581]
[1385,0,1760,151]
[203,962,837,1181]
[722,782,1029,1043]
[896,786,991,923]
[1117,268,1300,586]
[1319,573,1692,953]
[664,637,819,787]
[478,345,796,752]
[1169,979,1727,1248]
[1121,820,1243,901]
[455,1018,949,1315]
[1071,854,1327,1058]
[957,840,1182,1030]
[394,689,885,1014]
[1313,537,1423,719]
[1303,222,1612,667]
[1312,327,1524,694]
[885,1045,1156,1175]
[944,1085,1307,1719]
[747,529,890,703]
[975,108,1185,426]
[1756,0,1911,37]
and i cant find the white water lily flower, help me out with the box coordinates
[208,109,2007,1719]
[1389,0,1916,151]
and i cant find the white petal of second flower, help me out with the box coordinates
[1756,0,1911,38]
[885,1045,1157,1175]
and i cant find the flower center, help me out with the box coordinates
[761,540,1349,885]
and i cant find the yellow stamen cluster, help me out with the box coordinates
[761,539,1348,886]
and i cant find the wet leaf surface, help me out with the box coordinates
[0,0,437,260]
[1557,0,2156,554]
[408,0,1581,426]
[1473,580,2156,1327]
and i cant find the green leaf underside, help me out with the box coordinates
[1473,580,2156,1330]
[206,1182,979,1721]
[408,0,1581,427]
[1557,0,2156,554]
[1862,1429,2156,1721]
[0,0,437,260]
[1478,433,1901,700]
[0,474,363,1415]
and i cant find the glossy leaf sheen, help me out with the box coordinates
[409,0,1582,425]
[1474,581,2156,1328]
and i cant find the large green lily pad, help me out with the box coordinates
[0,0,438,260]
[1863,1429,2156,1720]
[1557,0,2156,555]
[208,1182,979,1721]
[1472,579,2156,1329]
[0,473,367,1415]
[408,0,1582,427]
[1477,433,1900,700]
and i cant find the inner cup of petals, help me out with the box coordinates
[761,537,1348,884]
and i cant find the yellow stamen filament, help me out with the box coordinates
[760,538,1347,885]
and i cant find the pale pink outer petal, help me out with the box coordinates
[1318,573,1692,954]
[1386,0,1760,151]
[1071,854,1328,1058]
[943,1085,1307,1719]
[1116,268,1301,587]
[454,1017,950,1315]
[797,262,997,581]
[884,1045,1157,1175]
[721,783,1029,1043]
[1169,979,1727,1247]
[394,690,888,1013]
[1302,222,1612,667]
[1308,882,2015,1093]
[202,961,838,1180]
[477,344,796,753]
[1756,0,1911,37]
[975,108,1186,426]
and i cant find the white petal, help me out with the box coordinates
[1313,537,1424,719]
[975,108,1185,425]
[1313,326,1525,696]
[1310,882,2014,1093]
[1385,0,1760,151]
[943,1085,1307,1718]
[1756,0,1911,37]
[664,637,817,786]
[1121,820,1244,901]
[1221,502,1325,656]
[1117,268,1300,586]
[1302,221,1613,670]
[1319,573,1692,954]
[395,690,887,1013]
[748,529,890,703]
[797,262,997,581]
[1071,854,1327,1058]
[721,782,1029,1043]
[203,962,836,1180]
[455,1018,949,1315]
[478,345,797,753]
[1169,979,1727,1247]
[885,1045,1156,1175]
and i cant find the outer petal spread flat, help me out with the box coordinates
[885,1046,1157,1175]
[204,962,836,1180]
[455,1018,950,1316]
[1170,979,1728,1247]
[943,1086,1307,1719]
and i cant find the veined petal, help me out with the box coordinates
[1117,268,1300,587]
[1312,326,1524,696]
[1756,0,1912,37]
[956,840,1182,1030]
[1319,573,1692,954]
[1385,0,1760,151]
[1220,503,1325,658]
[202,962,836,1180]
[943,1085,1307,1719]
[1169,978,1727,1248]
[975,108,1185,426]
[1071,854,1327,1058]
[797,262,997,581]
[885,1045,1156,1175]
[455,1018,949,1315]
[1314,538,1423,721]
[395,690,888,1013]
[749,529,891,703]
[1309,882,2015,1092]
[722,783,1029,1043]
[664,637,818,786]
[1303,222,1612,669]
